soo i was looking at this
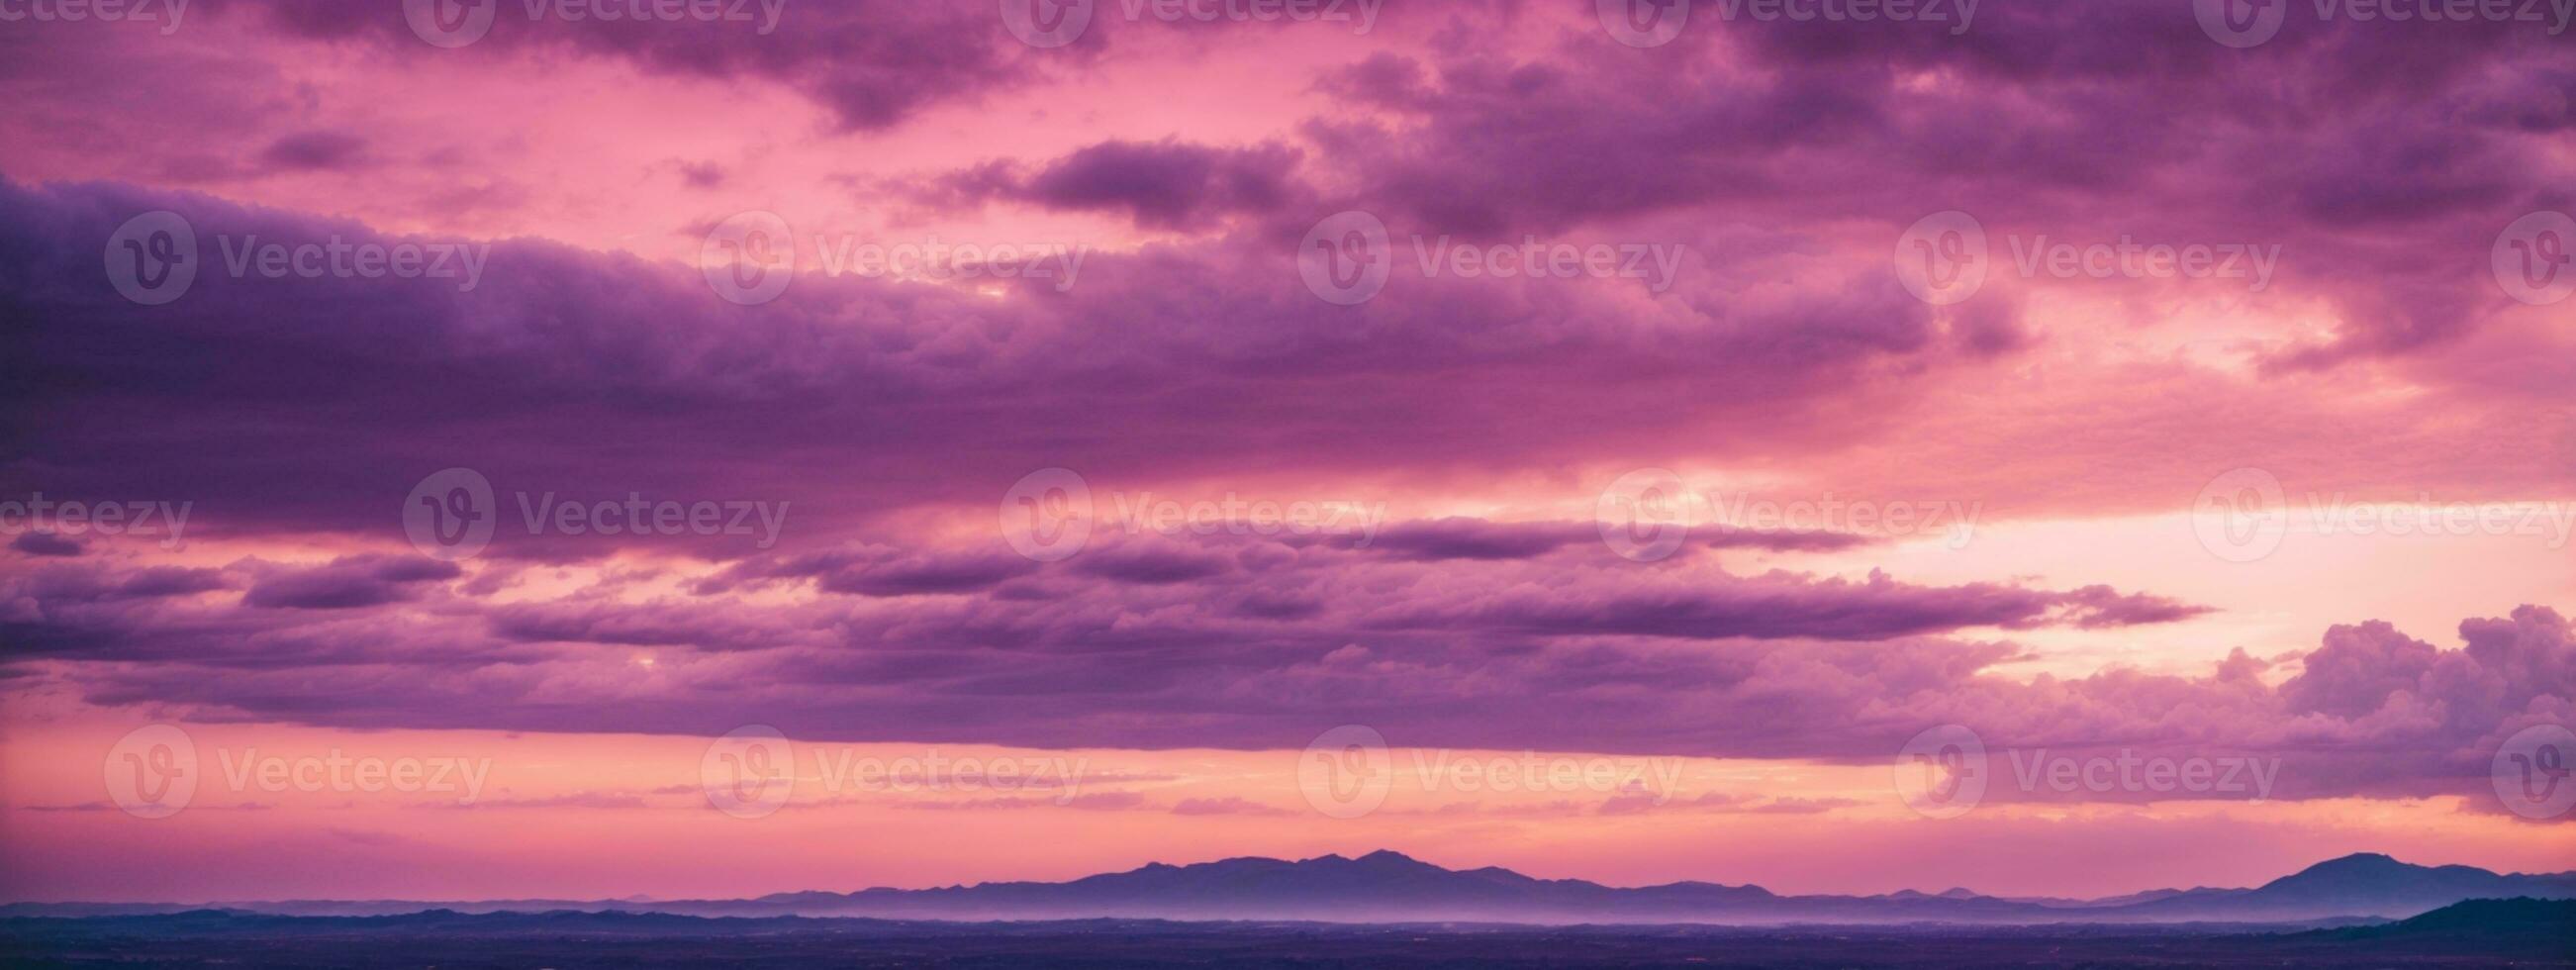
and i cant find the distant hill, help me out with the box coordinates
[6,851,2569,925]
[2115,852,2576,922]
[2331,897,2576,945]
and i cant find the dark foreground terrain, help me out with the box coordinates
[3,898,2566,969]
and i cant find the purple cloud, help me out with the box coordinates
[8,533,82,557]
[242,554,463,610]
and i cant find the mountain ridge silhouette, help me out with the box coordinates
[9,851,2570,924]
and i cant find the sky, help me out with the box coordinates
[0,0,2572,904]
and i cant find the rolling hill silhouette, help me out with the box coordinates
[8,851,2569,924]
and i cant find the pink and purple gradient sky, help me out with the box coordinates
[0,0,2571,904]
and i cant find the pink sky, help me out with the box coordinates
[0,0,2570,903]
